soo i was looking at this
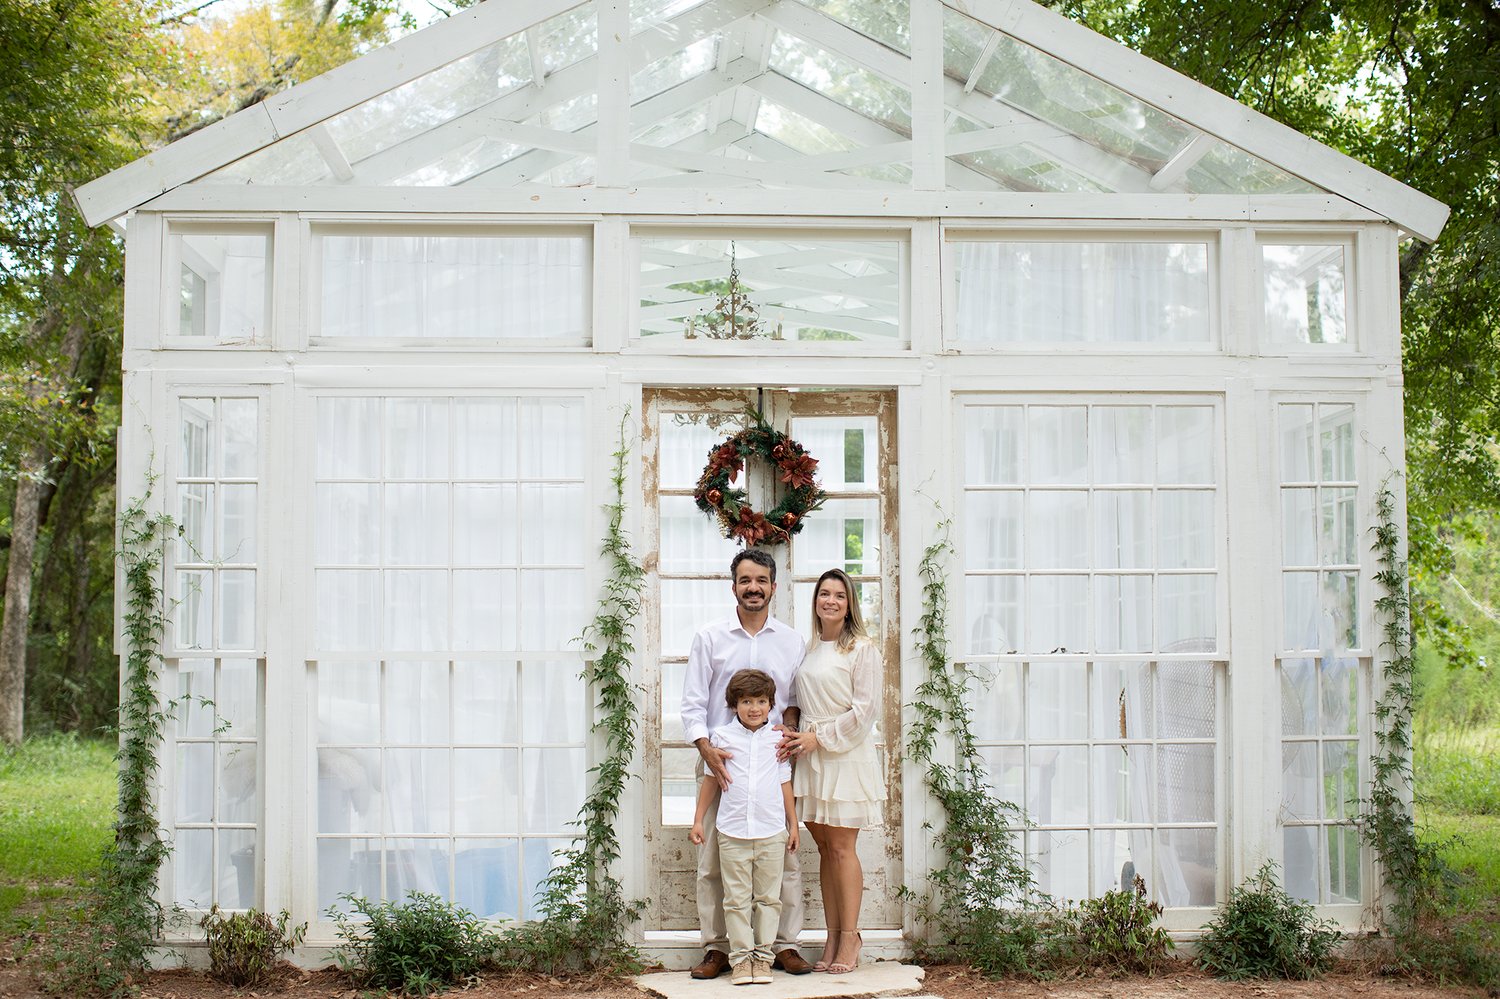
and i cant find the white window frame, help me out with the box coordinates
[1254,231,1358,354]
[161,220,276,349]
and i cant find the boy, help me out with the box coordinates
[690,668,801,986]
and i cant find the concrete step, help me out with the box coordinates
[635,960,925,999]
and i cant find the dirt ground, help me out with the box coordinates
[1,960,1495,999]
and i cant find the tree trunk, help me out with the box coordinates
[0,452,45,745]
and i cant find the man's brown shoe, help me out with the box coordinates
[772,949,813,975]
[690,950,731,979]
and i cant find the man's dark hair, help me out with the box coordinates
[730,548,778,584]
[725,668,777,708]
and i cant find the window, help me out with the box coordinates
[169,226,272,344]
[960,399,1223,906]
[1277,402,1365,904]
[1261,243,1349,346]
[312,394,590,916]
[317,231,590,341]
[950,237,1212,345]
[170,658,260,910]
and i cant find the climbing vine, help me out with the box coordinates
[48,489,175,997]
[496,411,646,974]
[903,516,1065,978]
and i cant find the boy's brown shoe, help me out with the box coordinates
[772,949,813,975]
[690,950,730,979]
[730,961,753,986]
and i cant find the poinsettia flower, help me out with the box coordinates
[779,453,819,490]
[734,510,774,545]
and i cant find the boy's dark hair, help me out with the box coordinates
[725,668,776,708]
[730,549,777,583]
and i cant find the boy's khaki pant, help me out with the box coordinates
[695,778,804,955]
[717,829,787,967]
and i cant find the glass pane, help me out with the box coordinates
[1320,404,1356,481]
[386,661,449,745]
[659,413,748,489]
[176,659,214,739]
[1027,575,1088,654]
[1026,661,1087,740]
[964,575,1021,657]
[521,838,572,919]
[1027,491,1088,569]
[453,483,517,566]
[317,661,379,743]
[321,235,588,340]
[317,397,381,480]
[219,484,256,563]
[1095,829,1151,897]
[1092,407,1153,481]
[315,565,382,651]
[521,662,586,745]
[1153,828,1215,906]
[219,658,258,738]
[788,416,879,490]
[455,838,520,920]
[177,742,214,823]
[384,749,451,833]
[318,837,379,914]
[521,483,586,564]
[1282,825,1319,902]
[966,661,1024,742]
[385,571,449,651]
[1321,487,1358,565]
[1280,658,1317,736]
[1282,571,1319,650]
[1279,404,1316,481]
[451,569,517,652]
[965,406,1023,485]
[522,747,585,833]
[317,483,379,565]
[174,231,269,342]
[1029,407,1087,484]
[659,495,740,574]
[221,399,259,478]
[1156,407,1214,485]
[953,243,1209,344]
[1157,574,1215,651]
[1157,745,1214,822]
[387,837,452,902]
[454,749,519,835]
[219,571,255,650]
[1281,741,1319,821]
[1094,490,1151,570]
[385,484,448,565]
[1322,740,1359,820]
[520,398,585,478]
[318,748,381,834]
[966,491,1022,571]
[176,569,212,650]
[661,579,728,657]
[453,398,518,479]
[1327,825,1361,902]
[174,828,214,907]
[1326,571,1359,650]
[1093,745,1151,824]
[1157,661,1216,739]
[219,828,257,909]
[519,569,586,650]
[1027,747,1088,826]
[1157,490,1213,569]
[386,399,449,479]
[1092,660,1152,740]
[1321,658,1358,736]
[795,498,881,576]
[179,398,215,478]
[218,743,257,824]
[1095,575,1152,654]
[454,661,517,745]
[179,483,213,562]
[662,746,700,826]
[1281,487,1317,565]
[1029,829,1088,901]
[1263,244,1346,345]
[979,745,1026,807]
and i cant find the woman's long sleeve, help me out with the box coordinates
[807,642,881,754]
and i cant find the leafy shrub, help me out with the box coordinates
[1196,862,1340,979]
[329,892,496,996]
[200,906,306,987]
[1075,876,1174,974]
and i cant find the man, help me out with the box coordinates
[680,549,812,979]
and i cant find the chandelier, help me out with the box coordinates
[684,243,783,340]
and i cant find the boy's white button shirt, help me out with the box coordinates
[710,718,793,840]
[681,615,804,746]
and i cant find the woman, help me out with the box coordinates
[781,568,885,974]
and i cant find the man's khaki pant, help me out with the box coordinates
[695,779,803,955]
[718,829,787,966]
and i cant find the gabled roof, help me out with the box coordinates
[77,0,1448,241]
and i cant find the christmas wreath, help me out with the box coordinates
[694,412,827,547]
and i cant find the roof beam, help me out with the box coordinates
[943,0,1448,239]
[1150,132,1214,191]
[309,125,355,182]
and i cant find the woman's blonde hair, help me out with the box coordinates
[808,568,868,652]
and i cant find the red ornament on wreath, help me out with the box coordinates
[693,411,827,547]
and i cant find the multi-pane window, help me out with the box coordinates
[314,659,585,919]
[317,231,589,341]
[1262,243,1349,346]
[175,397,259,653]
[789,416,881,631]
[312,395,589,917]
[1277,402,1365,904]
[169,226,272,344]
[950,238,1213,345]
[961,400,1223,906]
[170,658,260,909]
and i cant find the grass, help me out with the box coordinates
[0,733,116,933]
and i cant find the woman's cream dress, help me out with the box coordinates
[792,637,886,828]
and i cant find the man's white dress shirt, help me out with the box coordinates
[710,719,793,840]
[681,614,805,747]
